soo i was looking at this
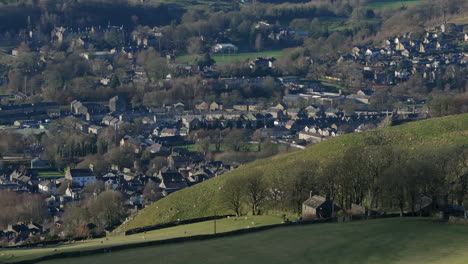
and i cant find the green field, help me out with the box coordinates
[38,171,65,178]
[120,114,468,231]
[0,216,281,263]
[365,0,423,8]
[146,0,234,11]
[37,218,468,264]
[176,50,284,65]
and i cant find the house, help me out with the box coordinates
[248,57,276,70]
[212,43,238,53]
[65,186,81,199]
[256,127,291,138]
[298,130,324,143]
[210,102,223,111]
[65,168,97,187]
[31,157,50,169]
[182,116,201,130]
[195,101,209,111]
[302,195,339,219]
[160,128,179,137]
[38,180,56,194]
[233,103,249,112]
[172,102,186,112]
[109,96,130,113]
[157,171,188,193]
[248,102,263,112]
[274,102,288,111]
[88,125,103,135]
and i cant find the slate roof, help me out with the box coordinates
[303,195,326,209]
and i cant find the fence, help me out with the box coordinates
[124,215,235,236]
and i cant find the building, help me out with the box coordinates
[109,96,130,113]
[38,180,56,194]
[157,171,188,194]
[302,195,339,219]
[31,158,50,169]
[212,43,238,53]
[65,168,97,187]
[210,102,223,111]
[195,101,210,111]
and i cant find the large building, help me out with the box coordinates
[65,168,97,187]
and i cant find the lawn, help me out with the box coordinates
[36,218,468,264]
[0,216,282,263]
[176,50,284,65]
[365,0,423,8]
[38,171,65,178]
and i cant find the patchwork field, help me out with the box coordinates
[33,218,468,264]
[0,216,282,263]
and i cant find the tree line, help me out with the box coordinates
[220,144,468,217]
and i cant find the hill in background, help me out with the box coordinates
[119,114,468,232]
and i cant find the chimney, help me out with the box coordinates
[89,164,94,172]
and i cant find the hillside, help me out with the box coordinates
[43,218,468,264]
[119,114,468,232]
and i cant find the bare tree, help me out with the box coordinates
[143,180,163,202]
[222,176,245,216]
[245,172,267,215]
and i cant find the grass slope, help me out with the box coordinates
[0,216,282,263]
[120,114,468,232]
[41,218,468,264]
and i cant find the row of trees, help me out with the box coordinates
[220,145,468,217]
[0,191,48,229]
[62,190,126,238]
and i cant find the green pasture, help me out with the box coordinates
[176,50,284,65]
[365,0,423,9]
[0,216,282,263]
[37,218,468,264]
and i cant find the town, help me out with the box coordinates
[0,0,466,256]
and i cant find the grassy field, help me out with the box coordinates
[176,50,284,65]
[146,0,234,11]
[38,171,65,178]
[0,216,282,263]
[37,218,468,264]
[365,0,423,8]
[119,114,468,231]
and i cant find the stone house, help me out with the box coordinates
[302,195,339,219]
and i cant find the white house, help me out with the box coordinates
[38,180,57,194]
[212,43,238,53]
[65,168,97,187]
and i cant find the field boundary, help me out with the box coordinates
[123,215,235,236]
[3,214,414,264]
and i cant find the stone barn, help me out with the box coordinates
[302,195,339,219]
